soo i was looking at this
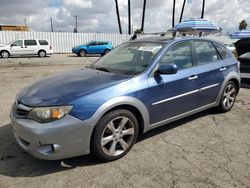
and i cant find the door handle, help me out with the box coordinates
[188,75,198,80]
[219,67,226,71]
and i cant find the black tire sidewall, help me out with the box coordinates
[79,50,86,57]
[91,109,138,161]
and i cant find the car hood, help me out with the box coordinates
[17,68,131,106]
[0,44,7,48]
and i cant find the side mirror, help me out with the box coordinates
[156,64,178,75]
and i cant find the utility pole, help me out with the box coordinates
[140,0,147,32]
[74,14,78,33]
[24,18,27,27]
[128,0,131,34]
[50,17,54,32]
[201,0,205,18]
[115,0,122,34]
[179,0,186,23]
[172,0,176,27]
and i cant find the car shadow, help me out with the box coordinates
[1,56,51,59]
[0,108,217,178]
[241,80,250,88]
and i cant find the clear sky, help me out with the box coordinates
[0,0,249,34]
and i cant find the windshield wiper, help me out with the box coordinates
[94,67,111,73]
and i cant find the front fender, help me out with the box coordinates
[86,96,150,133]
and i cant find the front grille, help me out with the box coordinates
[13,101,32,118]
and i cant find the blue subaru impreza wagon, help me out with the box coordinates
[11,37,240,161]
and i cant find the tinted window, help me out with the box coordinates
[214,43,227,59]
[159,42,193,70]
[11,40,23,46]
[24,40,37,46]
[39,40,49,45]
[89,41,97,46]
[193,41,219,64]
[98,42,108,45]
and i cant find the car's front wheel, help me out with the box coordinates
[91,109,138,161]
[79,50,86,57]
[218,81,237,112]
[1,50,10,58]
[103,49,110,56]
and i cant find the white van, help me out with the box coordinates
[0,39,53,58]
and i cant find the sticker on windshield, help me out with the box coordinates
[138,46,162,52]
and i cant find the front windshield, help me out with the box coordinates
[90,42,163,75]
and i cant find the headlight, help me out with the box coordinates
[27,106,73,123]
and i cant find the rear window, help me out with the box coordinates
[214,43,227,59]
[193,41,219,65]
[39,40,49,45]
[98,42,108,45]
[24,40,37,46]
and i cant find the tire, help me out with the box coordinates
[103,49,110,56]
[218,81,237,112]
[1,50,10,58]
[79,50,86,57]
[38,50,46,57]
[91,109,138,161]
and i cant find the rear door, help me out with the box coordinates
[192,40,226,107]
[23,40,38,55]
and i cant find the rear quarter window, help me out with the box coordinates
[39,40,49,45]
[214,43,227,59]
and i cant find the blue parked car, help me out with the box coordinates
[11,37,240,161]
[72,40,113,57]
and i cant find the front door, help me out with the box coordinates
[9,40,24,55]
[147,41,199,125]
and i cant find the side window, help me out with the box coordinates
[89,41,97,46]
[24,40,37,46]
[159,41,193,70]
[11,40,23,46]
[214,43,227,59]
[39,40,49,45]
[193,41,219,65]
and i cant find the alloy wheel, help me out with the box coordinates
[1,51,9,58]
[101,116,135,157]
[222,83,236,110]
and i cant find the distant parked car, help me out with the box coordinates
[72,41,113,57]
[0,39,52,58]
[238,52,250,77]
[234,38,250,80]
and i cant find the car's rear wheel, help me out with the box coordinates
[103,49,110,56]
[218,81,237,112]
[91,109,138,161]
[1,51,10,58]
[79,50,86,57]
[38,50,46,57]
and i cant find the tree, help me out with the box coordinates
[239,20,247,30]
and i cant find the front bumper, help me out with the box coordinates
[10,111,94,160]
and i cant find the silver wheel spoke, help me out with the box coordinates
[228,96,235,102]
[118,117,128,132]
[109,141,117,156]
[226,98,230,108]
[223,98,227,107]
[122,128,134,136]
[229,88,235,95]
[119,139,129,150]
[101,135,114,146]
[107,121,116,133]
